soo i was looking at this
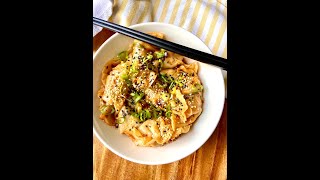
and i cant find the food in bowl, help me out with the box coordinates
[97,32,204,147]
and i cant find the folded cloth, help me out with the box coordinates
[93,0,113,37]
[93,0,227,58]
[93,0,227,97]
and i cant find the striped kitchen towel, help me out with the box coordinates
[93,0,227,59]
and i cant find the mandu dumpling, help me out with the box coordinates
[97,33,204,147]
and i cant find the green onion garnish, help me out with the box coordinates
[154,51,164,59]
[117,51,128,61]
[169,81,175,89]
[165,111,171,118]
[110,106,115,114]
[120,73,129,80]
[191,83,204,93]
[130,92,144,103]
[116,117,125,124]
[145,110,151,119]
[99,105,108,115]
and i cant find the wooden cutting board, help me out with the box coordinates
[93,29,227,180]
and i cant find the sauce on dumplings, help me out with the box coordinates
[97,32,204,147]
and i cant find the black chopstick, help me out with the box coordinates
[93,17,228,70]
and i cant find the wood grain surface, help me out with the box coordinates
[93,29,227,180]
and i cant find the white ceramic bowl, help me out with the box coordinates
[93,22,225,165]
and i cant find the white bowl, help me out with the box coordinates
[93,22,225,165]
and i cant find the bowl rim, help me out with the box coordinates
[93,22,225,165]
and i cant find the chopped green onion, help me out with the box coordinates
[135,103,142,113]
[133,109,153,123]
[130,92,144,103]
[130,68,138,73]
[160,74,168,83]
[110,106,115,114]
[149,104,163,119]
[130,66,138,73]
[165,104,172,118]
[160,74,175,85]
[139,111,145,122]
[147,54,153,60]
[134,93,144,103]
[153,111,159,118]
[120,73,129,80]
[165,111,171,118]
[143,54,154,64]
[174,77,184,87]
[99,105,108,115]
[131,112,139,118]
[145,110,151,119]
[154,51,165,59]
[100,105,115,115]
[129,59,139,74]
[191,83,204,93]
[116,117,125,124]
[169,81,175,89]
[117,51,128,61]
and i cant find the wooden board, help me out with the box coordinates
[93,29,227,180]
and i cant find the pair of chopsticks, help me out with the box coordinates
[93,17,228,70]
